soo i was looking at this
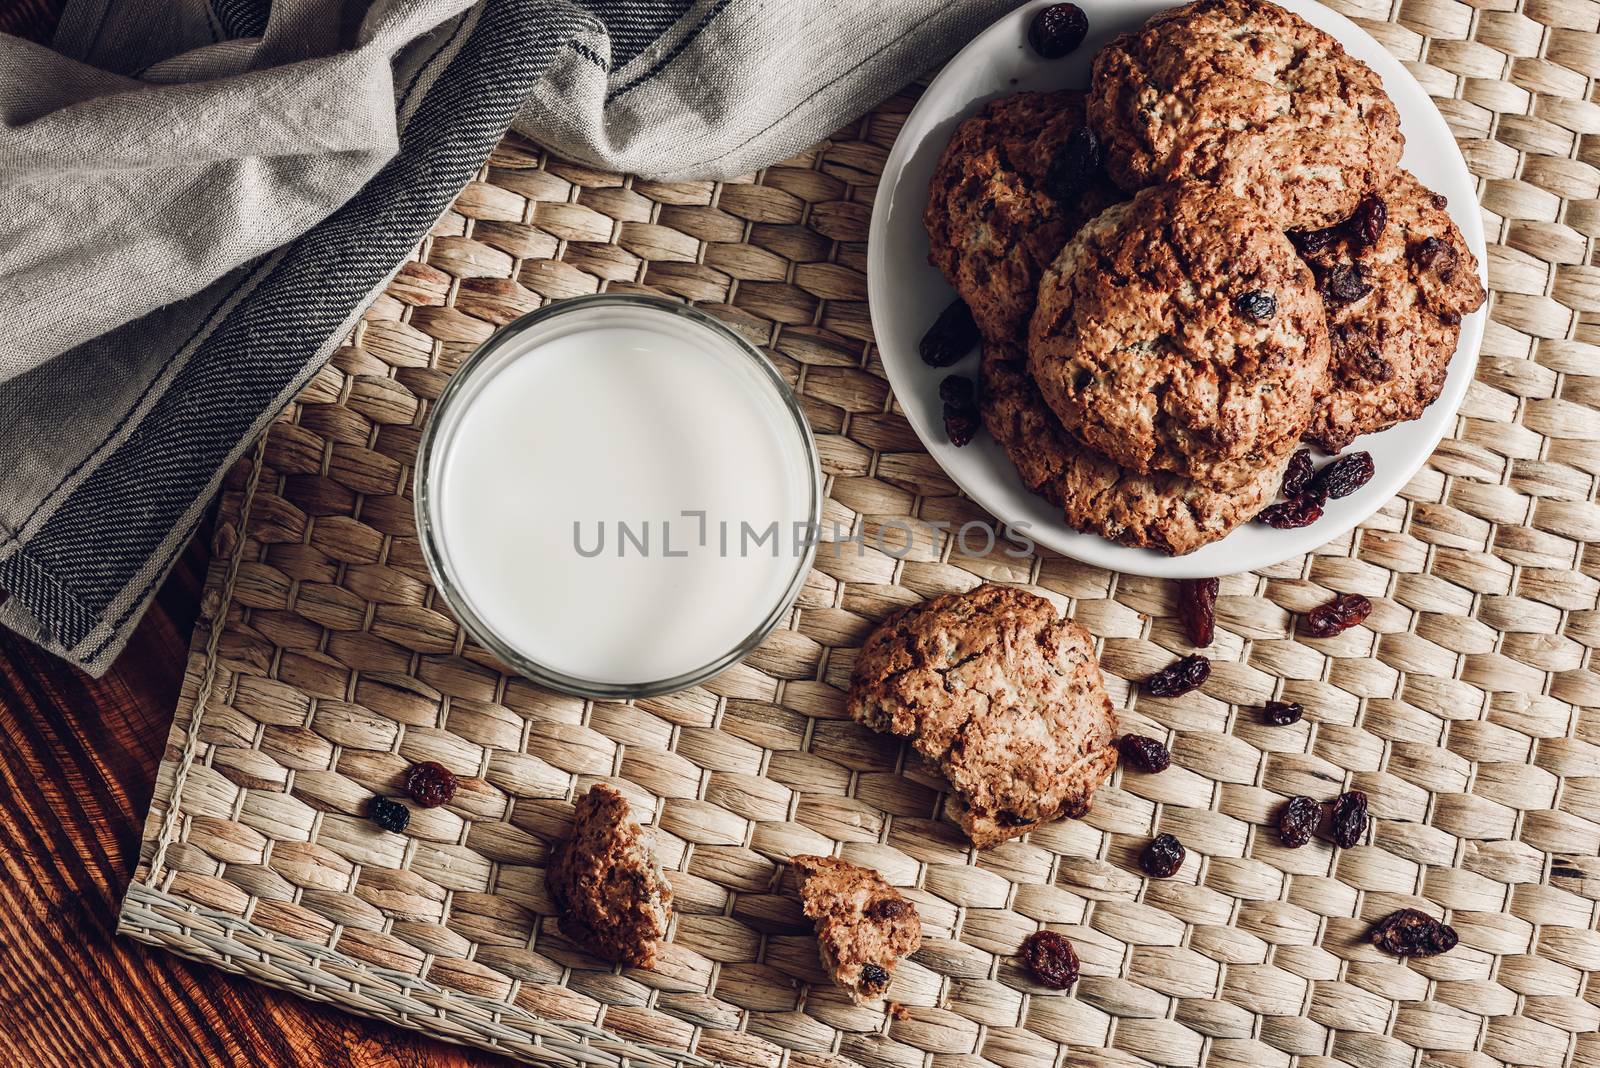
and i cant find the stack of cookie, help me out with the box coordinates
[923,0,1486,555]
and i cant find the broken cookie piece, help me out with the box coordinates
[547,783,673,968]
[847,584,1119,848]
[791,855,922,1004]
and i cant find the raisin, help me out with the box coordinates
[1289,226,1339,256]
[1348,194,1388,250]
[859,962,890,990]
[866,898,912,922]
[1235,290,1277,322]
[1351,344,1394,383]
[944,404,979,447]
[1323,264,1373,304]
[1304,593,1372,638]
[1177,577,1218,646]
[939,374,975,406]
[1310,451,1374,500]
[1331,790,1369,848]
[1119,734,1171,773]
[1278,796,1322,848]
[1264,700,1304,726]
[1141,833,1186,878]
[1045,125,1102,201]
[1019,930,1080,989]
[1281,450,1315,497]
[997,810,1032,827]
[369,795,411,833]
[1413,235,1457,277]
[921,300,978,367]
[404,761,459,808]
[1256,494,1324,529]
[1370,909,1459,957]
[1028,3,1089,58]
[1144,654,1210,697]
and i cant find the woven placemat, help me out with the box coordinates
[120,4,1600,1065]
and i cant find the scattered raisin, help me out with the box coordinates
[944,404,979,447]
[369,795,411,833]
[1019,930,1080,989]
[1304,593,1372,638]
[1323,264,1373,304]
[1413,235,1457,277]
[1278,796,1322,848]
[1256,494,1324,529]
[1144,654,1210,697]
[404,761,459,808]
[1331,790,1369,848]
[1235,290,1278,322]
[921,300,978,367]
[1370,909,1459,957]
[939,374,975,406]
[859,962,890,990]
[1028,3,1089,57]
[1289,226,1339,256]
[1310,451,1374,500]
[1281,450,1315,497]
[1264,700,1303,726]
[1348,194,1388,250]
[1141,833,1186,878]
[1045,125,1102,201]
[1177,577,1218,646]
[1119,734,1171,773]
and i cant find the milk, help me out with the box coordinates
[420,298,819,692]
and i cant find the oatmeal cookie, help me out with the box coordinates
[847,584,1118,848]
[980,343,1284,554]
[791,855,922,1004]
[1028,182,1330,488]
[1294,171,1486,452]
[547,783,673,968]
[924,90,1124,343]
[1089,0,1403,230]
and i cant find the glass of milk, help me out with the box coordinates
[414,294,822,699]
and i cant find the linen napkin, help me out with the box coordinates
[0,0,1018,674]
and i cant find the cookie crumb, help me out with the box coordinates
[792,855,922,1004]
[547,783,673,968]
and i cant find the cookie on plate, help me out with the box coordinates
[1293,171,1487,452]
[791,855,922,1004]
[847,584,1117,848]
[924,90,1124,343]
[547,783,674,968]
[1027,181,1330,489]
[1089,0,1403,230]
[980,342,1285,554]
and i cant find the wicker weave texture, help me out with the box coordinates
[122,3,1600,1066]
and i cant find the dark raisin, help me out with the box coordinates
[939,374,975,406]
[1119,734,1171,773]
[1278,796,1322,848]
[1235,290,1277,322]
[404,761,459,808]
[1019,930,1079,989]
[1323,264,1373,304]
[1370,909,1459,957]
[1289,226,1339,256]
[1351,344,1394,382]
[1429,191,1448,209]
[944,404,979,447]
[1304,593,1372,638]
[1045,125,1102,201]
[368,795,411,833]
[1440,309,1461,325]
[1256,494,1324,529]
[1177,577,1218,646]
[1028,3,1089,57]
[866,898,912,922]
[1144,654,1210,697]
[1281,450,1315,497]
[1310,451,1374,500]
[1413,235,1457,277]
[1264,700,1303,726]
[920,300,979,367]
[1348,194,1388,249]
[1330,790,1369,848]
[859,962,890,990]
[997,810,1033,827]
[1141,833,1186,878]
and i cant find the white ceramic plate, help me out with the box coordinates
[867,0,1488,578]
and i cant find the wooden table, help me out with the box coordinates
[0,5,504,1064]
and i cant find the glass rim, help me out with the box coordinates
[413,293,823,701]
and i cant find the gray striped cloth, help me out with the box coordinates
[0,0,1017,674]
